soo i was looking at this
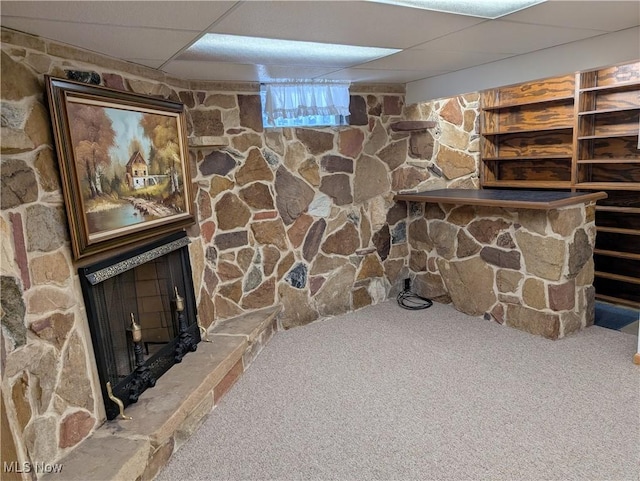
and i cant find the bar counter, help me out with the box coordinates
[394,188,607,339]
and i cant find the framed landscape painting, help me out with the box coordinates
[45,76,195,259]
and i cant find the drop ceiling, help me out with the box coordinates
[1,1,638,85]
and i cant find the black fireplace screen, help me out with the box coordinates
[79,231,200,420]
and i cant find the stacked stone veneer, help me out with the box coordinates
[0,27,482,474]
[407,201,598,339]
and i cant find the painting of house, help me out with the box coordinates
[125,150,148,189]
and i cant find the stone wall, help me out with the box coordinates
[408,202,597,339]
[0,27,482,473]
[401,93,481,191]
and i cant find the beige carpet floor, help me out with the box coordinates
[157,300,640,481]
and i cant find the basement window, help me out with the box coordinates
[260,82,350,128]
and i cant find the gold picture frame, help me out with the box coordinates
[45,76,195,259]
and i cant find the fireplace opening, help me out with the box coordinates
[79,231,200,420]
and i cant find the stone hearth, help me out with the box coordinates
[41,306,280,481]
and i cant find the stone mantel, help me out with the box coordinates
[396,189,606,339]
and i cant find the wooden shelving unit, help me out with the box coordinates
[480,61,640,308]
[480,73,576,188]
[575,61,639,308]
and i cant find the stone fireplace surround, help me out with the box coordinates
[78,231,201,420]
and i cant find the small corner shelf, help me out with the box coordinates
[187,136,229,149]
[389,120,437,132]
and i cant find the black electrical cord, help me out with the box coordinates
[396,279,433,310]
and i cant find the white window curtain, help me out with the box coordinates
[262,82,350,125]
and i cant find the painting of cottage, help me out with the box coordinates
[125,151,148,189]
[63,100,188,237]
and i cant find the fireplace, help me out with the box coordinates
[78,231,201,420]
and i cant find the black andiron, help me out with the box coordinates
[173,286,198,362]
[127,313,156,404]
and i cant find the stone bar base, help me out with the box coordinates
[408,202,597,339]
[42,306,281,481]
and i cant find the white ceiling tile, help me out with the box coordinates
[421,20,608,54]
[1,18,199,61]
[358,48,516,71]
[0,1,236,30]
[504,0,640,31]
[162,61,262,82]
[210,1,485,49]
[322,68,450,83]
[162,60,342,83]
[178,34,399,68]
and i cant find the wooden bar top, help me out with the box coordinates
[394,189,607,210]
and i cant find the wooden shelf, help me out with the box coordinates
[596,205,640,214]
[595,293,640,309]
[482,95,574,110]
[577,158,640,164]
[595,270,640,284]
[578,106,640,115]
[594,249,640,261]
[597,226,640,235]
[389,120,437,132]
[575,182,640,191]
[578,132,639,140]
[482,180,572,189]
[483,155,572,161]
[187,136,229,149]
[394,189,605,210]
[483,126,572,135]
[579,81,640,93]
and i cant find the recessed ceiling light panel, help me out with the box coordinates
[368,0,546,19]
[179,34,400,68]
